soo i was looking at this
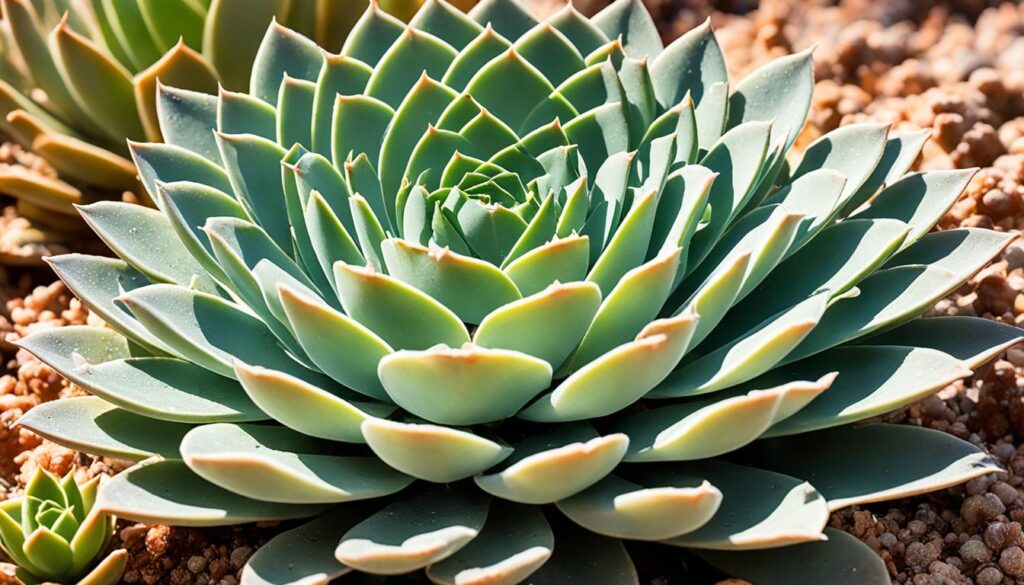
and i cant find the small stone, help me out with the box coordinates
[1008,345,1024,367]
[1004,239,1024,271]
[208,559,231,581]
[962,493,1008,525]
[905,541,941,568]
[229,546,253,570]
[992,481,1019,505]
[187,556,208,574]
[119,524,149,548]
[880,532,898,548]
[958,538,992,563]
[1000,545,1024,577]
[980,188,1023,219]
[976,566,1004,585]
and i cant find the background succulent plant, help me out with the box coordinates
[0,467,124,585]
[12,0,1022,583]
[0,0,457,252]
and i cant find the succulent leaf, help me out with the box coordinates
[699,528,889,585]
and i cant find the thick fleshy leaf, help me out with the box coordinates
[662,461,828,550]
[783,266,971,363]
[334,262,471,350]
[155,85,220,163]
[592,0,662,59]
[475,424,628,504]
[652,292,829,398]
[249,22,323,106]
[335,485,489,575]
[96,459,324,526]
[842,129,931,216]
[180,423,412,504]
[726,48,813,153]
[44,255,169,355]
[129,142,233,208]
[863,316,1023,368]
[522,312,697,422]
[650,19,727,111]
[382,239,522,323]
[234,362,392,444]
[465,48,557,133]
[513,21,585,87]
[278,285,392,400]
[76,202,216,292]
[853,169,977,247]
[118,284,323,384]
[557,473,721,541]
[17,397,188,461]
[378,344,552,425]
[331,94,393,168]
[215,132,292,249]
[468,0,536,40]
[2,0,98,133]
[427,502,553,585]
[503,234,590,296]
[744,424,999,511]
[587,191,658,296]
[443,24,512,91]
[618,376,832,462]
[49,19,144,143]
[23,526,73,578]
[135,41,218,143]
[713,218,910,339]
[884,227,1016,277]
[699,528,889,585]
[312,55,372,156]
[75,548,127,585]
[474,281,601,368]
[366,27,457,109]
[17,325,263,424]
[548,3,608,56]
[8,111,138,191]
[566,249,681,372]
[341,0,406,66]
[410,0,483,50]
[362,418,511,483]
[758,346,968,436]
[685,121,771,273]
[240,508,364,585]
[527,519,638,584]
[379,74,457,218]
[200,0,277,90]
[790,123,889,209]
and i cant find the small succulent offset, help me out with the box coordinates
[13,0,1023,583]
[0,468,124,585]
[0,0,433,242]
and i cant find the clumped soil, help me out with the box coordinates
[5,1,1024,584]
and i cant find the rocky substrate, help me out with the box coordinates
[5,1,1024,584]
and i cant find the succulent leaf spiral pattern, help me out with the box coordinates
[15,0,1022,583]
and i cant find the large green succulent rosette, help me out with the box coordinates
[14,0,1020,583]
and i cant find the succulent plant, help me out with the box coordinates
[0,467,124,585]
[13,0,1022,583]
[0,0,445,251]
